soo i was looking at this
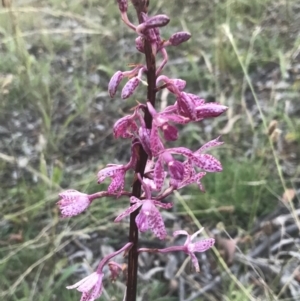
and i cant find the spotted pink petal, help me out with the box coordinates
[186,93,205,106]
[161,123,178,141]
[160,104,177,114]
[114,201,143,222]
[168,159,184,181]
[169,31,191,46]
[195,103,228,119]
[107,171,125,195]
[57,190,91,217]
[160,113,189,125]
[165,78,186,93]
[171,79,186,90]
[177,171,206,190]
[189,252,200,272]
[135,210,149,232]
[196,136,223,153]
[139,127,152,157]
[154,157,164,191]
[191,154,222,172]
[167,147,193,158]
[121,77,140,99]
[183,160,195,179]
[177,93,196,120]
[97,165,123,183]
[146,205,167,240]
[108,71,124,98]
[150,124,164,157]
[67,272,104,301]
[194,172,206,191]
[153,200,173,210]
[113,115,138,138]
[193,238,215,252]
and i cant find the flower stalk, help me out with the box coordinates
[127,2,158,300]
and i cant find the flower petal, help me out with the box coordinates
[153,200,173,210]
[147,206,167,240]
[191,154,222,172]
[114,201,143,222]
[193,238,215,253]
[195,103,228,119]
[150,124,164,157]
[136,210,149,232]
[108,171,125,194]
[108,71,124,98]
[154,157,164,191]
[57,190,90,218]
[196,136,223,153]
[189,252,200,272]
[161,123,178,141]
[121,77,140,99]
[139,127,152,157]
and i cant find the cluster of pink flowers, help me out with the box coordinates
[57,1,227,300]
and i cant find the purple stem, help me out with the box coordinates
[126,1,156,301]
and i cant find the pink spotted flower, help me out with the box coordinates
[57,190,91,218]
[114,196,172,240]
[138,228,215,272]
[97,164,127,195]
[67,272,104,301]
[115,175,173,240]
[173,228,215,272]
[165,136,224,173]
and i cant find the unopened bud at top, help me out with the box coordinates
[136,14,170,36]
[117,0,128,13]
[145,14,170,29]
[169,31,191,46]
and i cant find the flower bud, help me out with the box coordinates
[117,0,128,13]
[195,103,228,119]
[169,31,191,46]
[108,262,123,281]
[145,14,170,29]
[121,77,140,99]
[108,71,124,98]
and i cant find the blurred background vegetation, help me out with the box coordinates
[0,0,299,300]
